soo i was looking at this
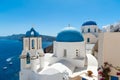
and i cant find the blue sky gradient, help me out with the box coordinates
[0,0,120,36]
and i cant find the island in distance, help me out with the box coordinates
[0,34,56,42]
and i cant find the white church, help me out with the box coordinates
[81,21,99,44]
[19,24,98,80]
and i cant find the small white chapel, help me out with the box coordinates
[19,27,98,80]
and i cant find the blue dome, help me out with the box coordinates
[56,27,84,42]
[26,28,40,37]
[82,21,97,26]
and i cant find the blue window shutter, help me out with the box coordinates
[111,76,118,80]
[82,78,86,80]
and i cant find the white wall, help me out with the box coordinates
[53,41,85,59]
[31,58,40,72]
[81,25,98,35]
[20,70,32,80]
[37,73,63,80]
[81,25,98,44]
[20,36,44,79]
[52,41,86,67]
[83,33,97,44]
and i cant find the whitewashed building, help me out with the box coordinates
[81,21,99,44]
[19,27,98,80]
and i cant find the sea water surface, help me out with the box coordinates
[0,39,52,80]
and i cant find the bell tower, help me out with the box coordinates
[20,28,44,80]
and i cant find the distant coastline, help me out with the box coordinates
[0,34,56,42]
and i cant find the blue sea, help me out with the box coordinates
[0,39,52,80]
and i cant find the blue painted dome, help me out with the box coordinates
[56,27,84,42]
[82,21,97,26]
[26,28,40,37]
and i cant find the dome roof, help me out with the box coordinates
[56,27,84,42]
[82,21,97,26]
[26,28,40,37]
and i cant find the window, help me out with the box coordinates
[63,49,67,57]
[94,28,96,32]
[88,28,90,33]
[76,49,79,57]
[26,53,30,64]
[87,38,90,43]
[111,76,118,80]
[76,52,78,56]
[32,39,35,49]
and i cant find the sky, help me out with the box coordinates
[0,0,120,36]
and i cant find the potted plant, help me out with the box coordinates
[87,70,93,77]
[98,62,111,80]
